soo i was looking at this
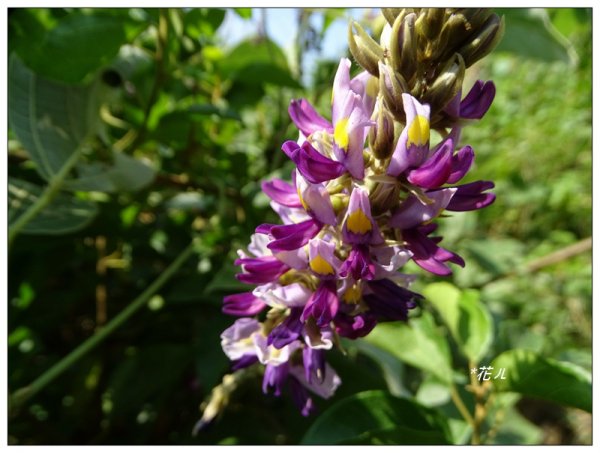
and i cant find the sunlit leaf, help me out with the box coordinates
[491,349,591,412]
[364,312,453,384]
[423,282,493,363]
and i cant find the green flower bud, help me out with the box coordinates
[416,8,446,41]
[422,52,465,115]
[368,105,396,160]
[348,21,384,76]
[382,8,404,26]
[457,14,504,67]
[378,62,409,122]
[390,12,417,84]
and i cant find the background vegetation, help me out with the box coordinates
[7,8,591,445]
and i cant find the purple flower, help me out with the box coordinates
[263,363,289,396]
[282,140,345,184]
[389,189,457,230]
[223,292,267,316]
[235,256,289,284]
[301,281,339,327]
[308,237,342,279]
[364,279,422,321]
[342,185,383,245]
[261,178,302,208]
[303,348,326,384]
[446,80,496,120]
[268,308,304,349]
[294,170,338,225]
[388,94,431,176]
[339,245,375,281]
[288,98,332,137]
[259,218,322,253]
[444,180,496,211]
[402,224,465,275]
[334,311,377,339]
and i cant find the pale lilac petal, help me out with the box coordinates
[308,237,342,276]
[223,292,267,316]
[253,282,312,308]
[262,178,302,208]
[288,98,332,136]
[332,58,351,123]
[289,363,341,399]
[221,318,261,361]
[389,188,457,230]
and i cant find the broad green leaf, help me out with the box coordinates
[491,349,592,412]
[65,153,156,193]
[10,11,127,83]
[8,55,101,181]
[364,312,453,384]
[489,406,543,445]
[301,390,451,445]
[8,177,98,235]
[185,8,226,39]
[495,9,577,64]
[423,282,493,363]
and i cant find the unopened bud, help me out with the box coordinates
[382,8,404,26]
[390,13,417,84]
[458,14,504,68]
[422,53,465,115]
[348,21,384,77]
[416,8,446,41]
[378,62,409,122]
[368,105,396,160]
[436,12,470,62]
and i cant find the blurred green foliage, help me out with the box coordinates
[7,7,591,445]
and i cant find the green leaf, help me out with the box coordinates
[8,55,101,181]
[423,282,493,363]
[185,9,226,39]
[301,390,450,445]
[495,9,577,64]
[491,349,592,412]
[233,8,253,20]
[65,153,156,193]
[364,312,453,384]
[11,11,127,83]
[8,177,98,235]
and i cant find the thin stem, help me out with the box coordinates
[9,239,197,410]
[8,146,83,247]
[450,384,475,428]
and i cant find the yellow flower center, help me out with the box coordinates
[347,209,372,234]
[310,255,334,275]
[343,284,361,304]
[407,115,430,147]
[334,118,350,151]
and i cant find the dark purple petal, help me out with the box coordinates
[288,376,316,417]
[460,80,495,119]
[261,178,302,207]
[263,363,289,396]
[403,226,465,275]
[301,281,339,327]
[445,180,495,211]
[282,140,346,184]
[267,219,322,252]
[232,354,259,371]
[303,348,326,384]
[339,245,375,281]
[446,145,474,184]
[288,98,332,137]
[223,292,267,316]
[364,279,422,321]
[268,308,303,349]
[235,256,289,284]
[334,312,377,339]
[407,138,453,189]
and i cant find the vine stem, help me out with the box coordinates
[8,147,82,247]
[9,239,197,410]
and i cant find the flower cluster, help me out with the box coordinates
[220,8,501,416]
